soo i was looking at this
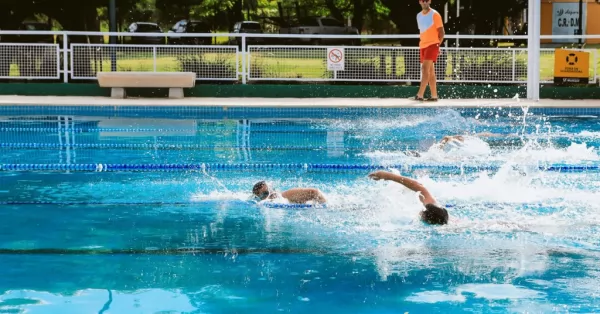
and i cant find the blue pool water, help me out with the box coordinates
[1,105,600,313]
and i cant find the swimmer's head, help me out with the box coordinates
[420,204,449,225]
[404,150,421,158]
[252,181,270,200]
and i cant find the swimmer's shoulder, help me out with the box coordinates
[269,192,282,199]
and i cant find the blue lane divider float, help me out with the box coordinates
[261,202,326,209]
[0,201,198,206]
[0,143,354,150]
[0,200,556,210]
[0,127,333,134]
[0,163,598,172]
[0,200,324,210]
[0,127,195,133]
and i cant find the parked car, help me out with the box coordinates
[229,21,264,48]
[167,20,212,45]
[279,17,359,46]
[125,22,164,45]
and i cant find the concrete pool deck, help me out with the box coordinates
[0,96,600,108]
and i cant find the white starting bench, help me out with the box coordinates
[97,72,196,99]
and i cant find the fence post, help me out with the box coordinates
[63,32,69,83]
[512,49,516,82]
[109,0,117,72]
[527,0,540,100]
[532,0,541,100]
[594,49,598,85]
[153,46,157,72]
[242,34,247,84]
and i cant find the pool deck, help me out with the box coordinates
[0,96,600,108]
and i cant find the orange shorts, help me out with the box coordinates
[420,44,440,63]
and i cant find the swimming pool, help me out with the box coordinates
[1,105,599,313]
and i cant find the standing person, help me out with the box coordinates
[411,0,445,102]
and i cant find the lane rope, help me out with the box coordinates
[0,163,597,172]
[0,200,563,209]
[0,200,322,209]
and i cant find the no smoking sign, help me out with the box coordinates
[327,47,345,71]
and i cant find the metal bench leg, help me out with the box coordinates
[111,88,125,99]
[168,88,184,99]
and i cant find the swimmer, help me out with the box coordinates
[368,170,448,225]
[252,181,327,204]
[403,132,502,157]
[439,132,503,145]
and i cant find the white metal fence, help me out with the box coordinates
[248,46,534,83]
[0,43,60,79]
[0,31,599,88]
[70,44,238,80]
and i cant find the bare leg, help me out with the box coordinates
[417,60,433,98]
[428,63,438,99]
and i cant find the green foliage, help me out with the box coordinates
[451,52,527,82]
[4,0,530,36]
[177,54,237,79]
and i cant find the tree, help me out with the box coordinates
[324,0,375,33]
[156,0,205,22]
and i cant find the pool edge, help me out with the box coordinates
[1,96,600,108]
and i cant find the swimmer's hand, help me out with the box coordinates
[368,171,390,181]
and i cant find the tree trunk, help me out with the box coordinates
[52,4,101,79]
[324,0,345,22]
[352,0,375,33]
[380,0,421,80]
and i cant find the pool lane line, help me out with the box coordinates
[0,247,333,255]
[0,200,321,209]
[0,200,553,209]
[0,246,593,256]
[0,127,338,133]
[0,163,598,172]
[0,143,409,151]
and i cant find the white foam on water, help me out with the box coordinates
[576,130,600,138]
[189,190,250,202]
[0,289,196,313]
[405,290,466,303]
[406,283,544,304]
[420,136,492,161]
[364,137,600,166]
[327,109,479,133]
[505,141,599,163]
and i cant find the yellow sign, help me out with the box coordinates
[553,49,590,84]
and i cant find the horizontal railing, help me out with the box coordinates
[0,31,598,85]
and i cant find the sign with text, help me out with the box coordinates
[327,48,345,71]
[553,49,589,85]
[552,2,587,43]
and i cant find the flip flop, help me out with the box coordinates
[410,96,424,101]
[426,97,439,102]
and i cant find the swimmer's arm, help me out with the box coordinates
[440,135,464,144]
[474,132,502,138]
[368,171,437,206]
[281,188,327,204]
